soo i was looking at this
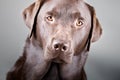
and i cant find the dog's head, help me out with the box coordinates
[22,0,102,63]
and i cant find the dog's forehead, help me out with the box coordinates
[40,0,78,13]
[39,0,91,21]
[42,0,81,13]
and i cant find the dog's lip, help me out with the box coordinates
[46,46,73,63]
[52,54,73,64]
[52,58,66,63]
[47,51,73,63]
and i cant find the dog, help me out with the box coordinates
[6,0,102,80]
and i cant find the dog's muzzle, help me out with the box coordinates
[44,37,73,63]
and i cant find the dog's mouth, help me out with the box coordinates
[52,58,65,63]
[52,53,73,64]
[44,46,74,63]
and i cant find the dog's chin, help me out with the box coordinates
[52,58,65,63]
[52,55,73,64]
[44,49,73,64]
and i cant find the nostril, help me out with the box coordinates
[52,39,69,52]
[54,44,59,50]
[62,45,67,52]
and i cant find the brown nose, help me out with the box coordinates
[52,39,69,52]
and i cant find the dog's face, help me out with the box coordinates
[23,0,102,63]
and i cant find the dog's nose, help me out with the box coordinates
[52,40,69,52]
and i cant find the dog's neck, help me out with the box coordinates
[23,37,52,80]
[24,36,44,64]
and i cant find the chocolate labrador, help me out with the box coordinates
[6,0,102,80]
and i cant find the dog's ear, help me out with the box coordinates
[22,1,39,29]
[86,3,102,43]
[92,16,102,42]
[22,0,45,29]
[22,0,46,38]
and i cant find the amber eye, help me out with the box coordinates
[46,15,54,22]
[76,19,83,27]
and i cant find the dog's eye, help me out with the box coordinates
[75,19,83,28]
[46,15,54,22]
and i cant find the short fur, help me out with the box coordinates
[7,0,102,80]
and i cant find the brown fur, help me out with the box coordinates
[6,0,102,80]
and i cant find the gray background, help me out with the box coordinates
[0,0,120,80]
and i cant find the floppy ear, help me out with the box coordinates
[22,0,40,29]
[22,0,46,38]
[91,10,102,42]
[86,3,102,43]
